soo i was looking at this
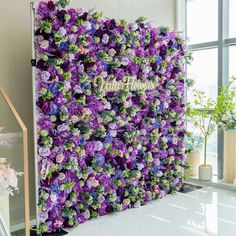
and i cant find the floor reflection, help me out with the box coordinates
[44,187,236,236]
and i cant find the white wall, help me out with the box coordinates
[0,0,36,227]
[70,0,176,26]
[0,0,176,228]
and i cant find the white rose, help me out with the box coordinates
[40,40,49,49]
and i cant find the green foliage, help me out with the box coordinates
[135,16,148,24]
[40,21,52,34]
[213,76,236,130]
[186,89,215,138]
[186,76,236,165]
[56,0,71,9]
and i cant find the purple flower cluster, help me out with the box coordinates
[35,0,188,233]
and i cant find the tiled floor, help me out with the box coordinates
[66,187,236,236]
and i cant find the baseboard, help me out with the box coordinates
[11,219,36,233]
[186,177,236,192]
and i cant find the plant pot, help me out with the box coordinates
[224,130,236,183]
[185,151,200,176]
[199,164,212,181]
[0,191,10,235]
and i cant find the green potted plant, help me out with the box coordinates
[214,77,236,183]
[186,90,215,180]
[184,131,203,176]
[186,76,236,180]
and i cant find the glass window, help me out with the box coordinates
[206,130,218,176]
[229,0,236,38]
[187,122,218,175]
[185,0,236,178]
[229,46,236,78]
[187,0,218,44]
[187,49,218,106]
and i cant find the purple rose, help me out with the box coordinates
[121,57,129,66]
[102,34,109,44]
[39,147,50,157]
[41,71,51,82]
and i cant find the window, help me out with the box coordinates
[229,46,236,78]
[229,0,236,38]
[187,49,218,105]
[179,0,236,178]
[187,0,218,44]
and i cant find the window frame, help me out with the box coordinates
[177,0,236,179]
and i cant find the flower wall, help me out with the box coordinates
[34,0,187,233]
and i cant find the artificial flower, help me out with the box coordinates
[35,0,188,233]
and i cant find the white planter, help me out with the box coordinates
[185,151,200,176]
[199,165,212,181]
[0,191,10,235]
[224,130,236,183]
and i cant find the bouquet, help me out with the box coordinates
[0,158,22,195]
[0,127,22,195]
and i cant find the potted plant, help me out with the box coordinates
[186,77,236,180]
[214,77,236,183]
[184,131,203,177]
[186,90,215,180]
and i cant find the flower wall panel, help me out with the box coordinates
[34,0,187,233]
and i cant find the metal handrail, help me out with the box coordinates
[0,86,30,236]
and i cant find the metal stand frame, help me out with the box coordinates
[30,2,39,233]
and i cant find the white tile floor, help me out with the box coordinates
[66,187,236,236]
